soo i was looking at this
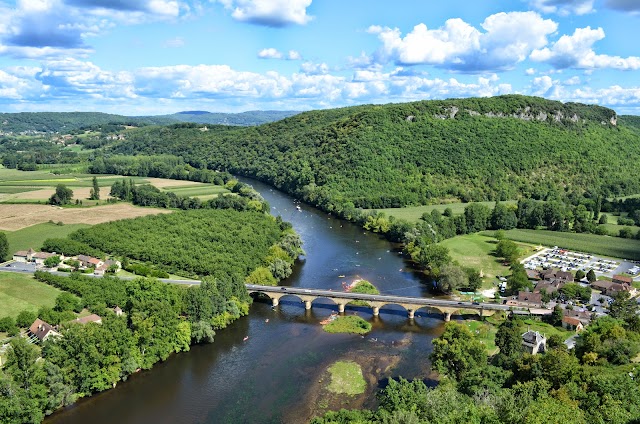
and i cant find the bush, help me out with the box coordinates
[0,316,16,332]
[16,310,36,328]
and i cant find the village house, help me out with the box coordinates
[12,248,35,262]
[564,309,593,326]
[533,280,564,295]
[591,280,633,297]
[70,314,102,325]
[562,316,584,332]
[32,251,60,267]
[28,318,60,343]
[612,274,633,286]
[522,330,547,355]
[113,306,123,316]
[539,269,573,284]
[77,255,103,269]
[94,259,121,276]
[506,291,543,308]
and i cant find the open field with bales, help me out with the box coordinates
[0,203,171,231]
[438,233,536,284]
[491,229,640,261]
[373,200,517,223]
[0,272,62,318]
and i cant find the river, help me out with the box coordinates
[45,179,446,424]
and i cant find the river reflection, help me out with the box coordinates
[45,178,445,424]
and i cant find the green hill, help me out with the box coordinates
[108,95,640,210]
[0,112,176,133]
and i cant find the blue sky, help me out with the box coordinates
[0,0,639,115]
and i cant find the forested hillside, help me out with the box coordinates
[0,112,175,133]
[109,95,640,210]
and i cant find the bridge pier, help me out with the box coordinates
[305,300,312,310]
[272,297,279,307]
[408,309,415,319]
[338,303,345,313]
[372,306,379,316]
[444,312,451,322]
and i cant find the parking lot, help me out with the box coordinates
[522,247,638,279]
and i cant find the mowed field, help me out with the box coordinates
[0,203,172,231]
[0,272,61,318]
[438,233,536,284]
[374,200,517,223]
[5,222,91,257]
[492,229,640,261]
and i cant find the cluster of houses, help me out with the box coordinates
[12,248,121,275]
[504,268,638,336]
[27,306,123,343]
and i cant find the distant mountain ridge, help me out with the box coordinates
[0,110,301,133]
[163,110,300,126]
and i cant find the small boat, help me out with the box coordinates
[243,336,249,341]
[265,319,269,323]
[338,275,345,278]
[296,205,302,211]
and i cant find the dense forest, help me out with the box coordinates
[107,95,640,212]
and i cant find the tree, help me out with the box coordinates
[0,232,8,261]
[49,184,73,206]
[599,214,608,224]
[89,176,100,200]
[430,322,487,381]
[494,229,506,240]
[415,244,451,273]
[507,263,533,294]
[464,203,491,233]
[491,201,518,230]
[495,239,519,263]
[609,291,640,331]
[575,270,585,281]
[495,318,523,357]
[54,292,81,313]
[43,255,61,268]
[436,264,468,293]
[16,310,36,328]
[586,269,596,283]
[465,268,483,292]
[549,305,564,326]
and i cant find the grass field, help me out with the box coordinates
[463,320,499,355]
[4,222,91,258]
[373,200,517,223]
[492,229,640,261]
[326,361,366,395]
[161,184,229,198]
[0,272,62,318]
[438,233,536,284]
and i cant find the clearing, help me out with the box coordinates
[0,203,171,231]
[373,200,517,223]
[438,233,536,285]
[0,272,62,318]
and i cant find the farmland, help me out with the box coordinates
[0,272,62,318]
[0,203,171,231]
[373,201,517,223]
[491,229,640,261]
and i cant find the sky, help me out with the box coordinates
[0,0,639,115]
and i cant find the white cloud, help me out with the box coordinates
[531,26,640,70]
[529,0,594,15]
[258,48,282,59]
[300,61,328,75]
[368,11,557,72]
[258,48,302,60]
[219,0,312,27]
[525,68,537,75]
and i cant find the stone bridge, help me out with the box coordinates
[246,284,518,321]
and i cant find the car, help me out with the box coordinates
[280,287,286,290]
[472,302,480,305]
